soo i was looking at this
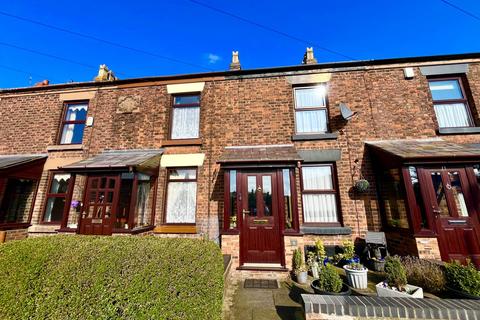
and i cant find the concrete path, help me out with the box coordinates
[225,280,314,320]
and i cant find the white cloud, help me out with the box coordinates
[207,53,221,64]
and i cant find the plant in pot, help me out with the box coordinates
[444,260,480,300]
[354,179,369,193]
[343,261,368,289]
[376,256,423,298]
[311,263,351,295]
[307,252,320,279]
[293,248,308,284]
[335,239,355,267]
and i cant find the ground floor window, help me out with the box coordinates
[0,178,37,224]
[43,173,73,223]
[165,168,197,224]
[301,164,339,224]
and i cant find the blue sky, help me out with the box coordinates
[0,0,479,88]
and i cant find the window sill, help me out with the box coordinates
[0,223,31,231]
[47,144,84,152]
[154,225,196,234]
[437,127,480,135]
[113,226,154,234]
[162,138,202,147]
[291,133,338,141]
[300,226,352,235]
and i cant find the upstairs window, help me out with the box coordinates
[59,102,88,144]
[171,95,200,139]
[428,78,474,128]
[301,164,339,224]
[294,85,328,134]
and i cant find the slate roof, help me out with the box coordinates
[0,154,47,170]
[217,144,302,163]
[366,139,480,160]
[61,149,163,171]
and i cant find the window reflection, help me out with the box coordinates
[229,170,237,229]
[247,176,257,216]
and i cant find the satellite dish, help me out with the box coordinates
[339,103,357,120]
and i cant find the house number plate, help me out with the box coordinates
[253,219,268,224]
[92,219,102,224]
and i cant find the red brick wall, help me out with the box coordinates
[1,58,480,259]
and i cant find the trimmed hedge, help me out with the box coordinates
[0,236,224,320]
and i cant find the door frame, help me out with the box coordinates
[237,169,286,268]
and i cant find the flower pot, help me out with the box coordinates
[343,265,368,289]
[354,179,369,192]
[445,286,480,300]
[296,271,308,284]
[369,259,385,272]
[376,282,424,299]
[311,281,351,296]
[310,262,320,279]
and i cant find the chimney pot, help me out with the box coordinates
[229,51,241,70]
[302,47,317,65]
[94,64,118,82]
[33,79,49,87]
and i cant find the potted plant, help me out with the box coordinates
[354,179,369,192]
[312,263,351,295]
[307,252,320,279]
[335,239,356,267]
[444,260,480,300]
[369,257,386,272]
[293,248,308,284]
[343,262,368,289]
[376,256,423,298]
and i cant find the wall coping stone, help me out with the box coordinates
[302,294,480,320]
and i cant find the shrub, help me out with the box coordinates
[315,239,326,259]
[342,239,355,261]
[444,260,480,297]
[0,236,224,320]
[385,256,407,290]
[292,247,305,273]
[316,264,342,293]
[401,256,446,293]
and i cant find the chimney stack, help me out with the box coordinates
[302,47,317,65]
[229,51,241,70]
[94,64,118,82]
[33,79,49,87]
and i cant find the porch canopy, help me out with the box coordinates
[0,154,47,177]
[217,144,302,167]
[60,149,164,174]
[366,138,480,167]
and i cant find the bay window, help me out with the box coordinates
[301,164,339,224]
[165,168,197,224]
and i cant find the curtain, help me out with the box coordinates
[135,181,151,226]
[171,107,200,139]
[295,109,327,133]
[166,182,197,223]
[302,166,333,190]
[434,103,472,128]
[295,87,326,107]
[303,194,338,223]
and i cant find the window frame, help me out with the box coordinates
[428,76,475,129]
[57,100,89,145]
[300,163,341,227]
[293,84,330,134]
[41,172,75,225]
[169,93,201,140]
[163,167,198,225]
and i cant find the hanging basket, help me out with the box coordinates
[354,179,369,192]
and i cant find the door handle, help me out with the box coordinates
[242,209,250,216]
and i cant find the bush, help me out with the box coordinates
[0,236,224,320]
[401,256,446,293]
[445,260,480,297]
[292,247,305,273]
[316,264,342,293]
[385,256,407,290]
[342,239,355,260]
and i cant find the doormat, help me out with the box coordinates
[244,279,279,289]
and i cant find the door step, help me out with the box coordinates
[238,263,288,271]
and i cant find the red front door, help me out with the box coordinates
[240,172,282,265]
[79,175,120,235]
[419,168,480,267]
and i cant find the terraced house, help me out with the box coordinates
[1,50,480,274]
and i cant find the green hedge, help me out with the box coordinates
[0,236,224,320]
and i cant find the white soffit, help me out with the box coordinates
[287,73,332,85]
[166,82,205,94]
[160,153,205,167]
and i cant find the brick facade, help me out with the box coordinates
[1,54,479,269]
